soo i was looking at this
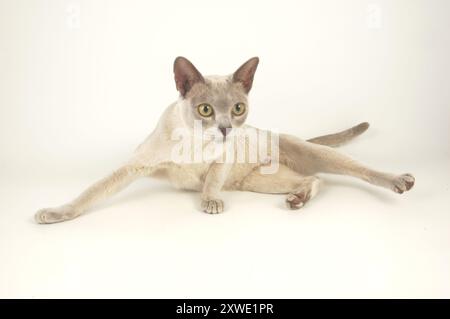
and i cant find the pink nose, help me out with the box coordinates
[219,126,232,137]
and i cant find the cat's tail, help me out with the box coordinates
[307,122,369,147]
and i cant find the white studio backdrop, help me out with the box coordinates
[0,0,449,298]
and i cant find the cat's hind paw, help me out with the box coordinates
[286,191,311,210]
[201,198,224,214]
[391,173,415,194]
[34,205,79,224]
[285,177,320,210]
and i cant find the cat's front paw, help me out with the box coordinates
[391,173,415,194]
[34,204,79,224]
[201,198,224,214]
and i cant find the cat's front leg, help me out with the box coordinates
[200,162,232,214]
[35,204,81,224]
[35,165,144,224]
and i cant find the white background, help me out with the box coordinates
[1,0,449,298]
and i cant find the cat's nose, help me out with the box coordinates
[218,126,232,137]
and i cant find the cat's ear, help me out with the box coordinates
[173,56,205,97]
[232,57,259,93]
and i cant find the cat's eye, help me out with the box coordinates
[197,103,214,117]
[232,102,246,116]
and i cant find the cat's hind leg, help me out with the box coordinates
[285,176,321,209]
[280,134,415,194]
[236,164,321,210]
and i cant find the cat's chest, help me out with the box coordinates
[161,162,260,191]
[163,163,210,191]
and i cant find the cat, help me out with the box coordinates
[35,57,415,223]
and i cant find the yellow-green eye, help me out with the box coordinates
[197,103,214,117]
[232,102,246,116]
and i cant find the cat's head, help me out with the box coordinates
[173,56,259,137]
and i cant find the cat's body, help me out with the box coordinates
[35,57,414,223]
[127,100,269,192]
